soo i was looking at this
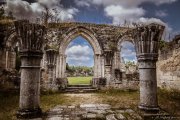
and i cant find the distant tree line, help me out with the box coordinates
[66,63,93,77]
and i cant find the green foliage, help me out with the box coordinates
[125,61,136,68]
[66,65,93,77]
[68,76,92,85]
[159,40,168,50]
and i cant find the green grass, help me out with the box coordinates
[0,90,19,120]
[0,88,179,119]
[68,76,92,85]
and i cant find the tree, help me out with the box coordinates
[41,5,54,27]
[40,4,62,27]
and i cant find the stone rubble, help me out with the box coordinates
[44,104,142,120]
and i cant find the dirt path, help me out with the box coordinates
[64,93,104,105]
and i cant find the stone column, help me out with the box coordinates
[94,54,102,78]
[113,51,120,69]
[15,20,46,118]
[133,23,164,112]
[94,54,98,78]
[62,55,67,78]
[56,54,59,78]
[46,49,58,89]
[104,50,114,85]
[101,55,105,77]
[58,54,62,78]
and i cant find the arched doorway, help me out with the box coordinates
[65,36,94,85]
[57,26,104,86]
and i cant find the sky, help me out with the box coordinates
[2,0,180,66]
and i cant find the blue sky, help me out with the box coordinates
[4,0,180,66]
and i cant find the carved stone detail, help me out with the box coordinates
[46,49,58,90]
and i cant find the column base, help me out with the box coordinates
[16,107,42,119]
[139,104,159,113]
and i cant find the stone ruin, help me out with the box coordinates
[2,20,178,118]
[157,35,180,90]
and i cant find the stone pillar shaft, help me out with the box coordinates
[101,56,105,77]
[113,51,120,69]
[104,50,114,85]
[19,53,42,113]
[139,61,158,110]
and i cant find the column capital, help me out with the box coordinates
[104,50,114,66]
[46,49,58,68]
[14,20,46,54]
[133,23,165,61]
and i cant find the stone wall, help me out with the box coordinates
[157,36,180,90]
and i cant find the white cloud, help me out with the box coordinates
[66,45,93,56]
[5,0,34,19]
[5,0,79,21]
[74,0,177,7]
[138,17,172,40]
[75,0,90,7]
[57,8,79,21]
[120,41,137,62]
[65,45,94,66]
[154,0,177,5]
[105,5,145,24]
[155,10,168,17]
[38,0,60,7]
[121,41,136,60]
[74,0,176,31]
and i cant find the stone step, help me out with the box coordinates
[65,88,97,93]
[66,86,94,89]
[67,84,92,87]
[64,84,98,93]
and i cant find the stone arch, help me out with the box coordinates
[59,26,102,55]
[3,30,19,70]
[117,34,135,51]
[56,26,104,83]
[6,31,19,50]
[112,34,135,73]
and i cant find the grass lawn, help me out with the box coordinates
[67,76,92,85]
[0,88,179,119]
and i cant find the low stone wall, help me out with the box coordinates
[109,80,139,90]
[157,48,180,90]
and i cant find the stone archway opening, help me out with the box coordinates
[120,41,137,64]
[65,36,94,85]
[119,40,138,83]
[57,26,104,87]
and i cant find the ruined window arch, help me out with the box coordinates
[114,35,137,72]
[59,26,102,55]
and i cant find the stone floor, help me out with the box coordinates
[44,104,142,120]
